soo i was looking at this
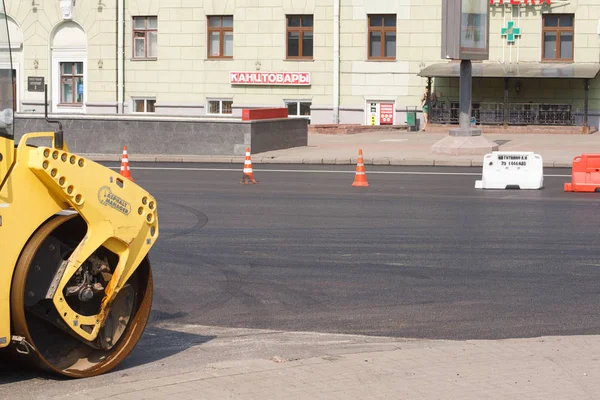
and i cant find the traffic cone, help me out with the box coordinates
[241,148,258,184]
[120,145,134,181]
[352,149,369,187]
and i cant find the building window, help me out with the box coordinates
[286,15,313,60]
[0,69,16,111]
[60,62,83,105]
[133,98,156,113]
[208,99,233,115]
[208,16,233,58]
[285,101,311,119]
[368,14,396,60]
[542,14,573,61]
[133,16,158,59]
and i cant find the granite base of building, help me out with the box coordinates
[308,124,409,135]
[14,115,308,156]
[430,135,499,156]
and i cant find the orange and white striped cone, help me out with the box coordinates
[120,145,134,181]
[352,149,369,187]
[241,148,258,184]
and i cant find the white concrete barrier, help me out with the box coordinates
[475,151,544,190]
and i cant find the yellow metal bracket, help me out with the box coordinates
[26,145,159,342]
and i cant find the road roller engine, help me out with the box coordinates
[0,1,159,378]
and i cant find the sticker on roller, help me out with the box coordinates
[98,186,132,215]
[0,337,6,345]
[475,151,543,190]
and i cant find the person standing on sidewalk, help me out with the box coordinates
[421,87,436,131]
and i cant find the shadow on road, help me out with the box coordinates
[0,354,53,385]
[0,317,215,384]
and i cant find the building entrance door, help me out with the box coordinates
[366,101,395,126]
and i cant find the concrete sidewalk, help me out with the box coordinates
[109,334,600,400]
[85,130,600,167]
[5,324,599,400]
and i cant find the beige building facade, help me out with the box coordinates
[3,0,600,129]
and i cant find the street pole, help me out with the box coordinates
[584,78,590,133]
[459,60,472,130]
[450,59,481,137]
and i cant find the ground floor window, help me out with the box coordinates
[60,62,83,105]
[207,99,233,115]
[133,98,156,113]
[285,101,311,118]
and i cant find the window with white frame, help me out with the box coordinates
[285,101,311,118]
[207,99,233,115]
[133,98,156,113]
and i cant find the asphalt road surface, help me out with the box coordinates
[4,163,600,392]
[89,163,600,341]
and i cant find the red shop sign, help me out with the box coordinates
[379,103,394,125]
[230,72,311,86]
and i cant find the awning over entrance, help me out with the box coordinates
[417,62,600,79]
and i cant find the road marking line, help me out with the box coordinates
[106,166,571,178]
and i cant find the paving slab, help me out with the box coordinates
[4,324,600,400]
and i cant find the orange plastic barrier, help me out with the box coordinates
[564,154,600,192]
[242,108,288,121]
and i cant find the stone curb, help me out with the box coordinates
[82,154,573,168]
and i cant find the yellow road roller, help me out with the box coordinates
[0,1,158,378]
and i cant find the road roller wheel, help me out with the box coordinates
[10,213,153,378]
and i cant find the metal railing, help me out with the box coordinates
[430,101,580,126]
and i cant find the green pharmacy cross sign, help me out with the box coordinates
[501,20,521,43]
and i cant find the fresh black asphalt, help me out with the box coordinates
[100,164,600,340]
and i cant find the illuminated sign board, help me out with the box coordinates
[442,0,490,61]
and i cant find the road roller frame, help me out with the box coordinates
[0,117,159,377]
[2,130,158,332]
